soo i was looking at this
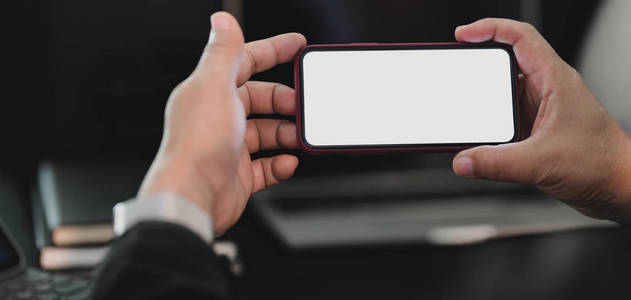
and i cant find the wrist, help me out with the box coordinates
[138,154,215,217]
[609,137,631,220]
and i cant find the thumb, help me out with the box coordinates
[452,141,539,184]
[195,12,244,83]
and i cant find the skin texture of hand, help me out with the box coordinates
[138,12,306,234]
[451,18,631,222]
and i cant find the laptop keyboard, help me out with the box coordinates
[0,269,92,300]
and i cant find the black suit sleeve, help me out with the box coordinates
[92,221,230,300]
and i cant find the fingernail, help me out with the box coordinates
[455,25,463,32]
[454,156,474,177]
[210,12,230,31]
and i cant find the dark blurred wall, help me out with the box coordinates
[2,0,601,178]
[244,0,520,86]
[243,0,601,85]
[2,0,48,176]
[43,0,221,157]
[541,1,602,66]
[3,0,221,177]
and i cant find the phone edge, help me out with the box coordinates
[293,42,521,155]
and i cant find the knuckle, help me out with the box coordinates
[482,152,502,180]
[525,163,544,186]
[244,48,257,76]
[205,39,238,53]
[530,152,558,188]
[171,78,193,96]
[165,79,193,115]
[202,42,244,68]
[245,120,261,151]
[565,65,584,83]
[276,120,292,146]
[472,147,499,180]
[519,21,538,34]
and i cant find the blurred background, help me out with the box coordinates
[3,0,631,299]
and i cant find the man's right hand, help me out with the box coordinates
[138,12,305,234]
[451,18,631,222]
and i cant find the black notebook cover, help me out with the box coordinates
[36,161,146,231]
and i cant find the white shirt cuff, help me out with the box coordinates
[113,193,214,243]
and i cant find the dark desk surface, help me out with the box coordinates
[3,177,630,300]
[228,209,631,300]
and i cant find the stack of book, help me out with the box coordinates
[32,161,146,270]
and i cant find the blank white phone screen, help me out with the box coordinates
[301,48,515,147]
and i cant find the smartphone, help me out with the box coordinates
[294,43,519,154]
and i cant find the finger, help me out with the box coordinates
[246,119,298,153]
[517,74,530,139]
[452,140,539,184]
[454,18,560,78]
[238,33,307,85]
[251,155,299,193]
[194,12,244,84]
[518,73,526,96]
[517,74,538,139]
[238,81,296,116]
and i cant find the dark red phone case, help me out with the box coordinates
[293,42,520,155]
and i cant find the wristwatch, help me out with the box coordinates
[113,193,214,243]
